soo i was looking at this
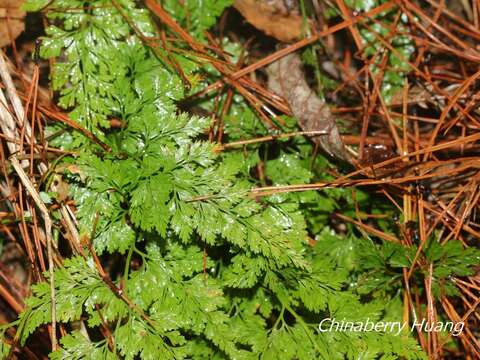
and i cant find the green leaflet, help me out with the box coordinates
[162,0,234,41]
[0,327,11,358]
[51,332,117,360]
[340,0,414,102]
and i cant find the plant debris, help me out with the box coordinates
[267,52,351,162]
[0,0,25,48]
[233,0,303,41]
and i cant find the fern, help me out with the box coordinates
[2,0,477,358]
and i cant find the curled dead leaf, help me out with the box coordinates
[266,53,351,162]
[51,174,70,203]
[66,164,86,182]
[234,0,303,42]
[0,0,25,48]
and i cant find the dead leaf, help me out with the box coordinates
[0,0,25,48]
[52,175,70,203]
[234,0,303,42]
[65,164,86,182]
[266,53,351,162]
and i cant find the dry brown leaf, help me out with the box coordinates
[234,0,303,42]
[0,0,25,48]
[266,53,351,162]
[53,175,70,203]
[65,164,85,181]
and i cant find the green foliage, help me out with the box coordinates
[0,327,10,358]
[24,0,160,137]
[424,239,480,297]
[51,332,117,360]
[355,240,414,296]
[162,0,233,41]
[337,235,480,299]
[4,0,477,359]
[338,0,415,102]
[425,239,480,277]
